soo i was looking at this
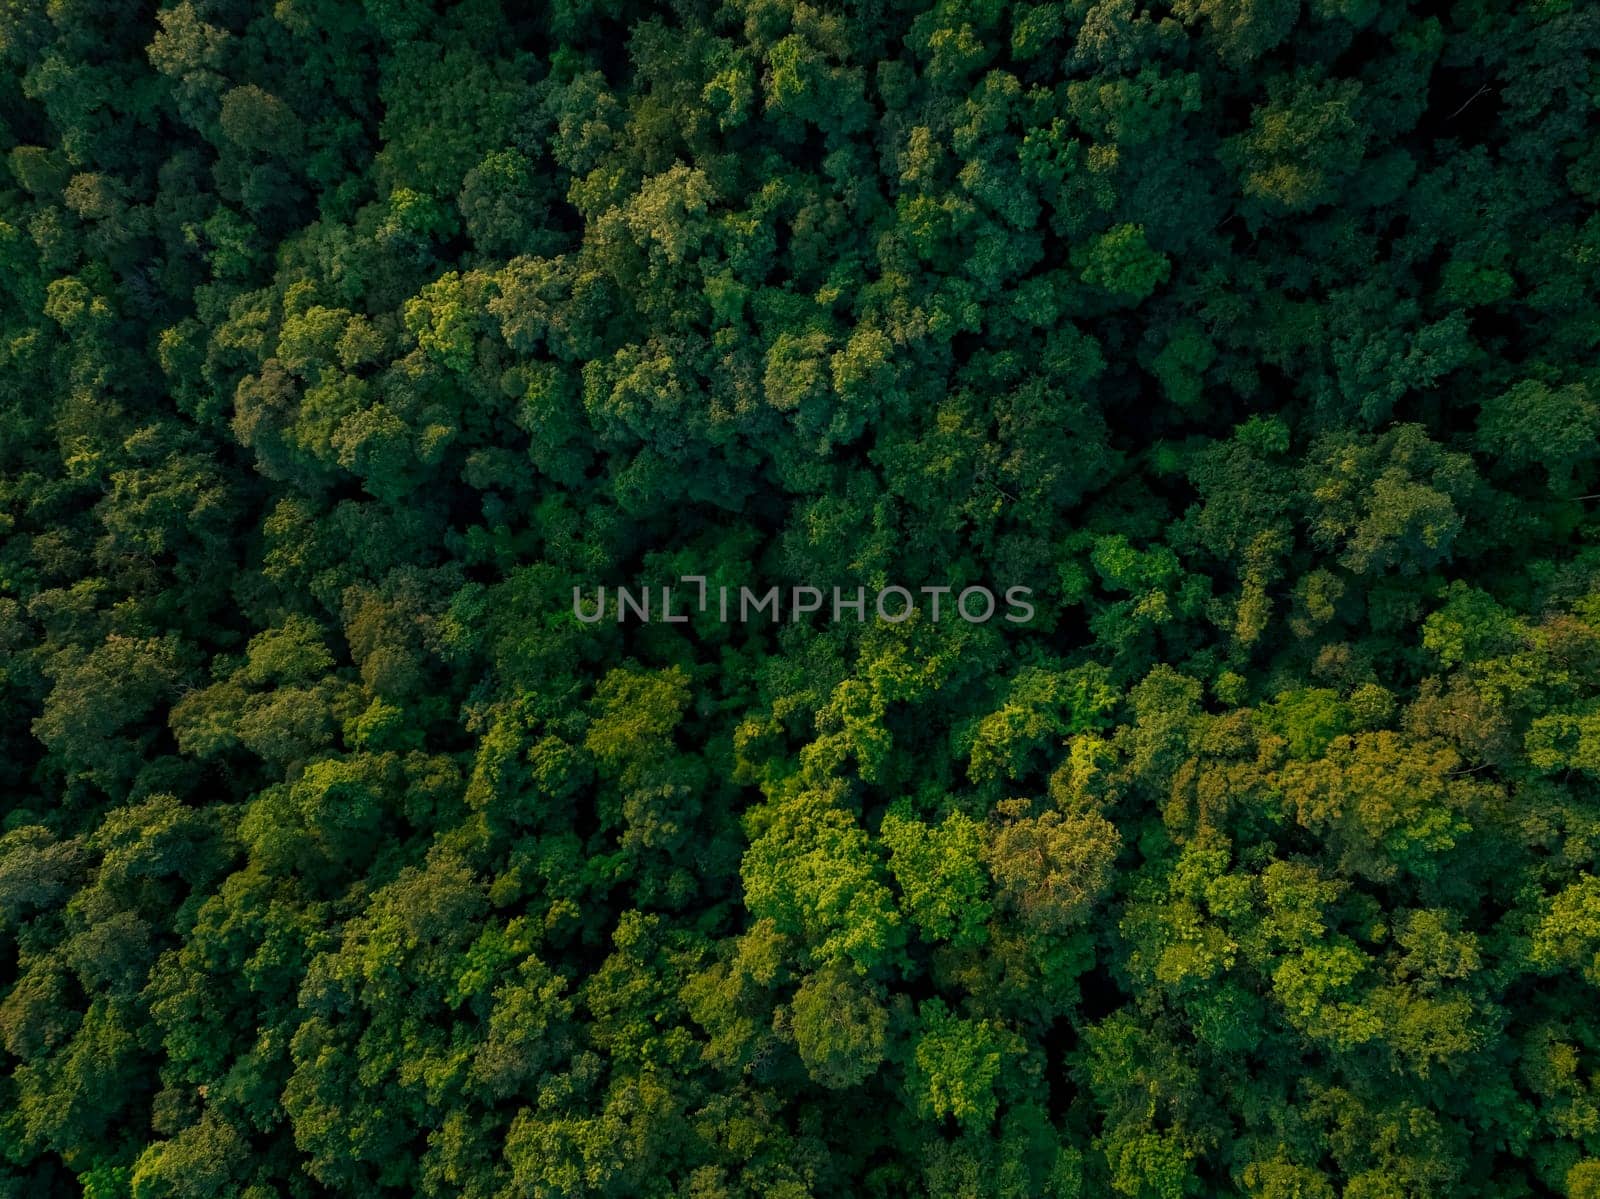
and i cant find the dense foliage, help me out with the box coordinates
[2,0,1599,1195]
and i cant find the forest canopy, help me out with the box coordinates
[2,0,1600,1196]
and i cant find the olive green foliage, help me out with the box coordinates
[1,1,1599,1196]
